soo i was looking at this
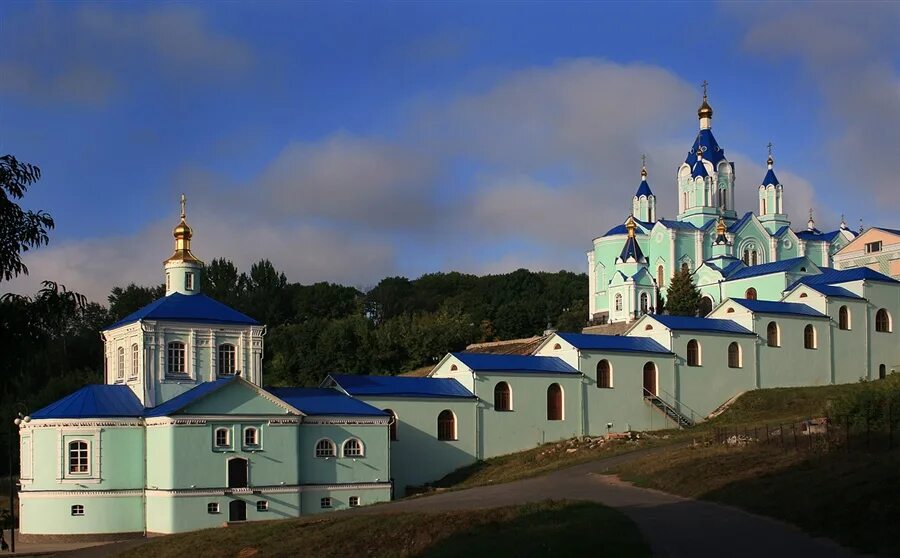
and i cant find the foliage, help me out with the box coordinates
[108,283,165,321]
[831,374,900,427]
[0,155,54,281]
[664,268,701,316]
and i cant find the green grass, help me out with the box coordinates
[121,501,649,558]
[424,435,664,492]
[613,442,900,556]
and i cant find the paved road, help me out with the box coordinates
[54,446,862,558]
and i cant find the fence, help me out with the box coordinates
[712,407,900,454]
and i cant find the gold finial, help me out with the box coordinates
[698,80,713,120]
[716,216,727,236]
[625,215,637,238]
[165,194,201,264]
[641,154,648,179]
[766,142,774,167]
[807,208,815,231]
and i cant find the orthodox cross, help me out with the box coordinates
[641,153,647,168]
[180,193,186,220]
[809,208,814,221]
[767,142,773,157]
[701,79,708,98]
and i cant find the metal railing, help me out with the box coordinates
[643,387,696,428]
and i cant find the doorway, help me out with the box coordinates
[228,457,248,488]
[643,362,657,397]
[229,499,246,522]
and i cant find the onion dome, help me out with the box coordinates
[635,165,653,197]
[761,153,780,187]
[714,216,729,245]
[165,194,202,264]
[698,96,713,120]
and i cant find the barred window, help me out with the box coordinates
[320,497,332,509]
[343,438,364,457]
[315,439,336,458]
[71,505,85,516]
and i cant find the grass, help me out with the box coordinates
[121,501,650,558]
[423,434,666,492]
[612,442,900,556]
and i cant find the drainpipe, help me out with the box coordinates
[141,417,147,537]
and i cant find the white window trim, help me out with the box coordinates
[166,341,188,377]
[437,410,458,441]
[214,427,231,450]
[242,426,261,450]
[342,438,365,458]
[314,438,336,458]
[58,431,101,484]
[218,343,237,376]
[129,343,139,381]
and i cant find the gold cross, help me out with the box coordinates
[701,80,709,98]
[180,193,186,219]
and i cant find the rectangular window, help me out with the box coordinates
[166,272,171,291]
[185,272,194,290]
[167,342,186,376]
[130,344,139,380]
[243,428,259,448]
[214,428,230,448]
[68,441,89,475]
[865,241,882,254]
[218,344,236,375]
[320,497,332,509]
[208,503,219,514]
[349,496,360,508]
[116,347,125,381]
[71,504,84,516]
[256,501,268,512]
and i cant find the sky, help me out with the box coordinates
[2,1,899,303]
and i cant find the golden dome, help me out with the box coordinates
[165,194,202,264]
[625,215,637,238]
[698,97,713,119]
[173,219,192,239]
[716,216,727,236]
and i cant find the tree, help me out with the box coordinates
[665,268,701,316]
[0,155,54,281]
[108,283,165,321]
[204,258,245,305]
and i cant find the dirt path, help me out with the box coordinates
[56,446,861,557]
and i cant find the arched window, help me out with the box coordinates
[68,440,89,474]
[214,428,230,448]
[766,321,780,347]
[640,292,649,314]
[597,360,612,388]
[879,364,887,380]
[657,265,665,288]
[343,438,364,457]
[643,362,657,396]
[745,288,757,300]
[494,382,512,411]
[437,410,456,441]
[547,384,563,420]
[385,409,398,441]
[876,309,892,332]
[799,292,808,298]
[728,342,742,368]
[644,324,653,331]
[450,364,458,371]
[553,343,561,350]
[167,341,186,376]
[804,324,817,349]
[315,438,336,458]
[686,339,701,366]
[614,293,623,312]
[116,347,125,381]
[726,307,735,313]
[131,343,139,379]
[750,250,758,266]
[698,297,713,317]
[218,343,236,375]
[838,306,850,330]
[243,427,259,448]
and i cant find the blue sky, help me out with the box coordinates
[2,2,899,301]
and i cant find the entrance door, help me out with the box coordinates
[228,457,248,488]
[642,362,657,397]
[229,499,247,522]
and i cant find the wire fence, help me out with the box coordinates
[712,407,900,454]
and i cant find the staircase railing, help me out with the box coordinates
[642,387,697,428]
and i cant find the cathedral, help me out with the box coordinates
[588,92,857,324]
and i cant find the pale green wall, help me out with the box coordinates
[355,396,477,496]
[299,424,389,484]
[300,486,391,515]
[474,372,583,459]
[145,491,302,534]
[20,495,143,535]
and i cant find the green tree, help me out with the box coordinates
[0,155,54,281]
[665,268,701,316]
[108,283,165,321]
[204,258,245,305]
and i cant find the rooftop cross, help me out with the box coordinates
[701,79,708,99]
[641,153,647,168]
[767,142,773,157]
[180,193,186,220]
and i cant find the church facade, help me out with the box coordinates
[588,94,857,324]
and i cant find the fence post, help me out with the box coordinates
[765,424,770,444]
[780,423,785,450]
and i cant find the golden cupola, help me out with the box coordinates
[165,194,202,264]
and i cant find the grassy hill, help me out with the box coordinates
[121,501,649,558]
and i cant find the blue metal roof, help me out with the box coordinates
[691,160,710,178]
[31,385,145,419]
[726,257,815,280]
[452,353,580,374]
[704,256,745,277]
[106,293,258,330]
[329,374,475,399]
[761,168,780,186]
[555,332,671,354]
[730,298,826,317]
[792,267,898,288]
[267,387,388,416]
[657,219,698,231]
[773,225,791,237]
[144,376,237,417]
[650,315,755,335]
[603,218,651,237]
[796,229,841,242]
[802,284,864,300]
[635,179,653,198]
[618,235,645,262]
[685,129,726,167]
[727,212,755,233]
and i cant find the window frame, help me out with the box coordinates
[546,383,564,421]
[349,496,360,508]
[727,342,742,369]
[207,502,220,514]
[218,343,237,376]
[214,427,231,449]
[242,427,260,449]
[185,271,194,291]
[130,343,139,380]
[116,347,125,382]
[320,497,332,509]
[614,293,623,312]
[876,309,892,333]
[766,321,780,347]
[597,359,613,388]
[493,381,512,411]
[838,306,851,330]
[166,341,187,377]
[804,324,817,349]
[67,440,90,476]
[71,504,85,517]
[437,410,457,441]
[256,500,268,512]
[865,241,882,254]
[686,339,701,367]
[314,438,336,458]
[342,438,365,458]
